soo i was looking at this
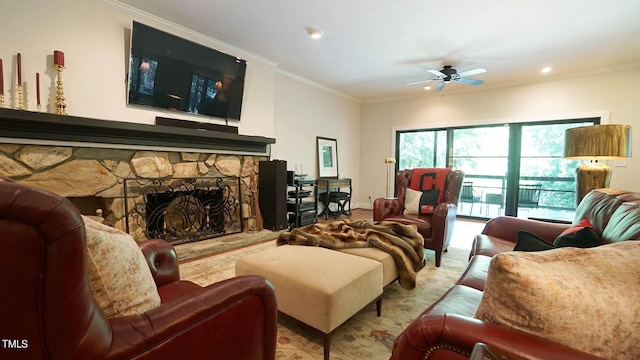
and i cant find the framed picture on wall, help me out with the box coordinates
[317,136,339,178]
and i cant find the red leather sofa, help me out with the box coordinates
[373,169,465,267]
[389,188,640,360]
[0,177,278,360]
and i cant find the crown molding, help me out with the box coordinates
[93,0,277,69]
[275,68,361,104]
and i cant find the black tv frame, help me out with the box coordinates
[127,22,246,121]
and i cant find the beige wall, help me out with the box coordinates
[1,0,362,202]
[360,68,640,205]
[272,73,361,192]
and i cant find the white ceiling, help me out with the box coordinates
[116,0,640,102]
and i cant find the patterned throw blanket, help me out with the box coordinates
[276,219,426,289]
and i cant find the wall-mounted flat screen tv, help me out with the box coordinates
[127,21,246,121]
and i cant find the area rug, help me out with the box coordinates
[174,229,285,262]
[179,240,471,359]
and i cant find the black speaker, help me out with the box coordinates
[259,160,288,231]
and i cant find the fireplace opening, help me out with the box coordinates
[124,177,242,245]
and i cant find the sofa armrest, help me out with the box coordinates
[107,275,278,360]
[481,216,569,243]
[470,217,571,258]
[390,313,604,360]
[373,197,404,221]
[139,239,180,288]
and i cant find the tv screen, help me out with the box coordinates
[127,22,246,121]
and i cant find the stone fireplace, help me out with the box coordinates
[0,108,275,244]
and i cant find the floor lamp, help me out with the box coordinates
[385,156,396,198]
[564,124,631,205]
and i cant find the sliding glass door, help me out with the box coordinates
[395,118,598,221]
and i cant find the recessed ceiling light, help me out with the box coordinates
[305,27,323,39]
[541,66,552,73]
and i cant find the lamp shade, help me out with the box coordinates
[564,124,632,160]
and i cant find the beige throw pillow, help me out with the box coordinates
[83,216,161,318]
[404,188,422,215]
[475,241,640,359]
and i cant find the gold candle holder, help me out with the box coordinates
[55,65,67,115]
[0,94,4,108]
[16,84,25,110]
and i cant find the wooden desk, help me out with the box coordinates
[317,178,352,219]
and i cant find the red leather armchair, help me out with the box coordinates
[0,177,277,360]
[373,169,465,266]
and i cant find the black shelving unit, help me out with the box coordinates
[287,177,318,228]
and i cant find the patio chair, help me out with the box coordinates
[519,184,542,209]
[460,181,482,214]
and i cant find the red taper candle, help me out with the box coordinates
[36,73,41,105]
[54,50,64,67]
[0,59,4,94]
[17,53,22,84]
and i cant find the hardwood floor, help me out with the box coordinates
[317,208,373,223]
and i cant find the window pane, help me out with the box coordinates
[519,121,593,221]
[398,130,448,170]
[452,126,509,217]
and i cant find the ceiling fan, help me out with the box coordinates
[407,65,487,91]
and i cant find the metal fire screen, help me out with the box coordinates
[123,177,242,245]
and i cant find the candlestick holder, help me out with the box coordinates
[16,84,25,110]
[0,94,4,108]
[55,65,67,115]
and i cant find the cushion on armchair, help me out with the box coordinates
[475,241,640,360]
[83,216,161,318]
[404,168,451,215]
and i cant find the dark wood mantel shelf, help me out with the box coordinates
[0,108,275,154]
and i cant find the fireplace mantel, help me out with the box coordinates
[0,108,275,155]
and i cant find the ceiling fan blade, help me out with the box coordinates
[457,77,484,85]
[406,79,434,86]
[435,81,446,91]
[427,69,446,77]
[457,68,487,77]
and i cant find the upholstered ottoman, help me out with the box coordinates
[338,247,398,287]
[235,245,383,360]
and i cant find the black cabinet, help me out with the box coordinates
[259,160,288,231]
[287,177,318,228]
